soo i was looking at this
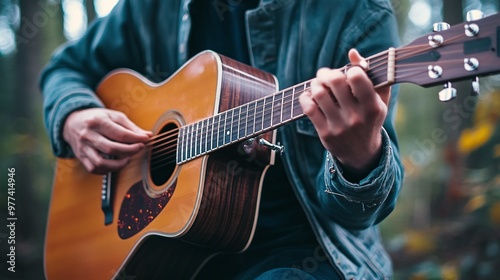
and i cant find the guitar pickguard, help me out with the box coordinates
[117,179,176,239]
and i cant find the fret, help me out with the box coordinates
[224,110,233,145]
[292,83,305,118]
[186,125,193,159]
[272,91,282,127]
[222,111,227,145]
[262,96,273,130]
[211,115,218,149]
[177,126,183,162]
[200,119,207,154]
[217,113,225,147]
[184,125,189,161]
[182,125,187,161]
[246,102,256,137]
[255,99,264,134]
[183,126,187,161]
[282,88,293,122]
[191,123,196,158]
[207,117,213,152]
[195,122,200,157]
[230,108,239,142]
[238,106,247,141]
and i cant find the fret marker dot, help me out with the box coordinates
[226,131,230,135]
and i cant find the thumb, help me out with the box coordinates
[348,49,368,69]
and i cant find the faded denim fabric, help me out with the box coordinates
[39,0,404,279]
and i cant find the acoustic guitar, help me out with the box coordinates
[44,12,500,280]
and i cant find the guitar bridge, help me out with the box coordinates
[101,172,114,225]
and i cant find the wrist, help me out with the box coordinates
[335,133,383,182]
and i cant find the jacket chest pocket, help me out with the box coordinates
[296,119,318,137]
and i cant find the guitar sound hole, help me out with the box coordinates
[149,122,178,186]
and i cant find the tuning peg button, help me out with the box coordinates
[464,58,479,71]
[466,10,485,21]
[471,77,480,96]
[433,22,450,32]
[439,82,457,102]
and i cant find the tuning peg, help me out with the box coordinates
[464,10,484,37]
[466,10,485,21]
[471,77,480,96]
[438,82,457,102]
[429,22,450,47]
[433,22,450,32]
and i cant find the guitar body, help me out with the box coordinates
[44,51,278,280]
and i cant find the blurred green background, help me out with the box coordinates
[0,0,499,279]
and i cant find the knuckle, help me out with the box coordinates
[311,87,328,100]
[77,128,92,142]
[100,145,114,155]
[302,105,315,117]
[366,103,386,118]
[316,67,330,77]
[112,111,127,122]
[83,115,101,129]
[347,115,363,128]
[93,157,105,168]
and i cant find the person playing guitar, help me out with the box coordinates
[40,0,405,279]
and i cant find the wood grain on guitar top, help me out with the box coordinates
[44,51,278,280]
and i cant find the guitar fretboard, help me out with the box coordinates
[176,82,310,163]
[175,50,394,164]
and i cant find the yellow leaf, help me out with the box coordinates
[458,122,494,154]
[442,264,459,280]
[490,202,500,225]
[494,144,500,158]
[405,230,435,254]
[464,195,486,213]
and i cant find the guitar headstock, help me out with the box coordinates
[394,11,500,100]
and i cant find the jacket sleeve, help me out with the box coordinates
[315,0,404,230]
[39,0,145,157]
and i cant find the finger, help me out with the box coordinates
[345,66,387,119]
[98,118,150,144]
[109,111,152,137]
[311,69,341,108]
[84,132,146,157]
[348,48,391,104]
[345,66,376,101]
[348,49,368,70]
[299,90,328,130]
[323,68,357,108]
[82,146,130,174]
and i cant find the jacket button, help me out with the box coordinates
[329,166,336,174]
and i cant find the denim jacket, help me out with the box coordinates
[40,0,404,278]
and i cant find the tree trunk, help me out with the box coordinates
[85,0,96,24]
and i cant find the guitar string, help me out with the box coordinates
[126,41,463,170]
[140,56,426,168]
[144,47,403,151]
[130,48,417,169]
[148,27,496,158]
[143,49,391,147]
[145,33,466,147]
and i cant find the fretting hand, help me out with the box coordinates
[299,49,391,179]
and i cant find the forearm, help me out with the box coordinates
[41,70,104,157]
[39,0,142,157]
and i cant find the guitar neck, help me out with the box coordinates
[178,10,500,163]
[176,50,395,164]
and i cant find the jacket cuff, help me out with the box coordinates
[49,90,103,158]
[323,128,394,205]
